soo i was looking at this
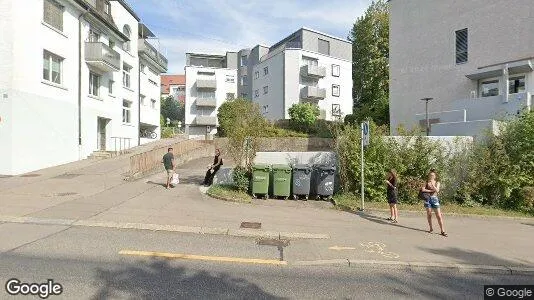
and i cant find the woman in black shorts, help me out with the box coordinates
[385,169,399,223]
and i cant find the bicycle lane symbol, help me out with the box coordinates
[359,241,400,259]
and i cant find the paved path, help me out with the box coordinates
[0,156,533,270]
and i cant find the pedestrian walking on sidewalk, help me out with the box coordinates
[385,169,399,223]
[421,169,447,237]
[203,149,223,187]
[162,147,175,189]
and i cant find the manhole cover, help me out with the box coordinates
[20,174,41,177]
[240,222,261,229]
[257,238,290,247]
[53,173,82,179]
[55,192,78,197]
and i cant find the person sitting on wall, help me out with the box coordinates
[203,149,223,186]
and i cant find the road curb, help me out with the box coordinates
[292,259,534,275]
[0,215,329,240]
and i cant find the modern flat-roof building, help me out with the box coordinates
[0,0,167,175]
[389,0,533,138]
[184,28,353,138]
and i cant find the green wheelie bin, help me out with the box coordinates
[252,164,270,199]
[272,164,292,200]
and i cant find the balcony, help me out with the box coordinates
[194,116,217,126]
[301,65,326,78]
[85,42,120,72]
[300,86,326,100]
[196,78,217,90]
[138,39,168,72]
[196,98,217,107]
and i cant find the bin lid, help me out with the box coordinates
[252,164,271,171]
[314,164,336,171]
[272,164,292,171]
[293,164,311,170]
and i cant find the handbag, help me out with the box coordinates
[171,173,179,186]
[418,189,430,201]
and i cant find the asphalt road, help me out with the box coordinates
[1,225,532,299]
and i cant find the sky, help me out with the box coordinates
[127,0,374,74]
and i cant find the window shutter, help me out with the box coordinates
[44,0,63,31]
[455,29,468,64]
[318,39,330,56]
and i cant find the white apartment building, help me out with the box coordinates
[389,0,533,138]
[184,53,238,138]
[184,28,352,138]
[0,0,167,175]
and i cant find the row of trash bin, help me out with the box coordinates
[251,164,336,200]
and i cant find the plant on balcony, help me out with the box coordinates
[288,103,320,133]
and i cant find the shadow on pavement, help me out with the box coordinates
[356,212,428,233]
[92,258,285,300]
[417,247,529,267]
[522,222,534,227]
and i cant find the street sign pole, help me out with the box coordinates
[361,123,365,211]
[361,121,370,211]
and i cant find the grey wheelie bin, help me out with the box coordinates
[313,164,336,200]
[271,164,292,200]
[292,164,312,200]
[251,164,270,199]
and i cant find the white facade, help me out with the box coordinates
[0,0,166,175]
[389,0,533,138]
[253,48,352,121]
[184,66,237,139]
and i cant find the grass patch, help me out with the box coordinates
[207,184,251,204]
[333,194,534,218]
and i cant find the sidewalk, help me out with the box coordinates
[1,156,533,270]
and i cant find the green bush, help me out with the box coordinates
[288,103,320,133]
[232,166,250,193]
[161,127,175,139]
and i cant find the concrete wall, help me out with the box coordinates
[214,137,333,158]
[430,120,500,140]
[389,0,534,133]
[254,151,336,166]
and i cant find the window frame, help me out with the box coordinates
[332,64,340,77]
[455,28,468,64]
[318,38,330,56]
[241,55,248,67]
[263,66,269,76]
[43,50,63,85]
[122,63,131,88]
[140,94,145,106]
[508,75,526,94]
[263,86,268,95]
[122,25,131,52]
[332,84,340,97]
[89,72,100,97]
[254,71,259,79]
[479,79,500,97]
[43,0,64,32]
[242,75,248,86]
[151,99,156,109]
[122,100,132,124]
[254,90,259,98]
[108,79,114,95]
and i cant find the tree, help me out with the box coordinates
[348,0,390,127]
[160,96,185,125]
[288,103,320,133]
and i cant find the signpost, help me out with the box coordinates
[361,121,370,210]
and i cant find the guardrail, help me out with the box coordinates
[111,137,132,155]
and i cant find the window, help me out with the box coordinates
[43,50,63,84]
[318,39,330,56]
[254,90,259,98]
[241,55,248,66]
[109,40,115,49]
[140,63,146,74]
[332,84,340,97]
[140,94,145,105]
[455,28,468,64]
[254,71,259,79]
[263,86,268,95]
[241,93,247,98]
[104,0,111,14]
[122,25,131,52]
[332,64,340,77]
[43,0,63,31]
[509,76,526,94]
[226,93,235,100]
[89,72,100,96]
[108,80,114,94]
[303,56,318,68]
[88,28,100,42]
[122,63,131,88]
[242,75,247,86]
[122,100,132,124]
[151,99,156,109]
[263,66,269,76]
[332,104,341,117]
[225,75,235,83]
[480,80,499,97]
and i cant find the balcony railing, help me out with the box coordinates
[300,86,326,100]
[138,39,168,71]
[301,65,326,78]
[196,98,217,107]
[196,78,217,90]
[85,42,120,72]
[195,116,217,126]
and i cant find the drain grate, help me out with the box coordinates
[55,192,78,197]
[257,238,290,247]
[20,174,41,177]
[240,222,262,229]
[53,173,82,179]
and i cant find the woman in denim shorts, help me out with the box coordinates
[421,169,447,237]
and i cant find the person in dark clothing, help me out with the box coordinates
[385,169,399,223]
[161,148,175,189]
[203,149,223,186]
